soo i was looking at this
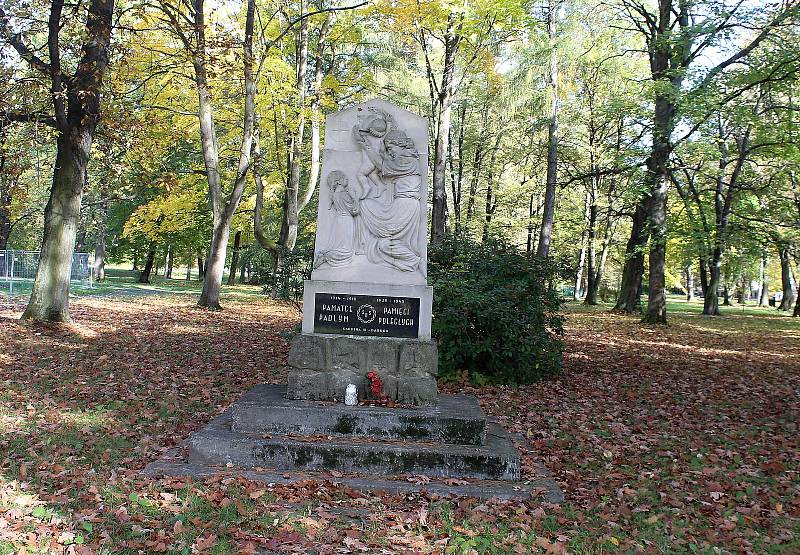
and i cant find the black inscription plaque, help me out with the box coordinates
[313,293,420,338]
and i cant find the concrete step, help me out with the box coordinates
[188,412,520,481]
[144,450,563,502]
[231,384,486,446]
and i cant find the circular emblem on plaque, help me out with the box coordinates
[356,303,377,324]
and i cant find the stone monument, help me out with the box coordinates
[286,100,437,405]
[143,100,563,503]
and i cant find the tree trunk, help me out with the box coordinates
[526,193,536,255]
[481,134,501,242]
[466,102,488,227]
[191,0,257,309]
[794,285,800,317]
[465,145,483,227]
[164,244,173,278]
[640,0,692,325]
[94,237,105,282]
[138,242,156,284]
[0,172,11,251]
[699,257,709,297]
[573,249,586,300]
[574,189,590,300]
[227,230,241,285]
[737,276,747,304]
[198,254,205,279]
[299,13,332,214]
[93,188,107,281]
[536,0,560,258]
[185,255,192,281]
[643,127,671,324]
[453,102,467,234]
[482,183,493,242]
[722,285,732,306]
[778,245,795,311]
[591,226,612,303]
[758,255,769,306]
[198,220,231,309]
[448,129,457,234]
[76,219,87,253]
[431,15,459,244]
[239,255,247,283]
[584,200,599,305]
[279,2,309,251]
[0,221,8,251]
[614,199,649,313]
[686,266,694,301]
[252,131,279,269]
[703,256,721,315]
[16,0,114,322]
[22,133,90,322]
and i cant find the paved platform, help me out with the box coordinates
[232,384,486,445]
[144,448,563,502]
[192,412,518,480]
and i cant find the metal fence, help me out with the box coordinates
[0,250,92,294]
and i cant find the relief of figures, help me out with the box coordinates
[314,107,423,275]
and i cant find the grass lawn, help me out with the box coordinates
[0,292,797,553]
[0,266,266,301]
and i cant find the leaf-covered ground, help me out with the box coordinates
[0,294,797,554]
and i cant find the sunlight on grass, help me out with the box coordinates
[82,299,170,314]
[0,412,25,434]
[1,401,118,440]
[169,323,208,335]
[0,474,77,553]
[626,337,800,360]
[3,337,88,356]
[0,476,44,511]
[58,407,119,429]
[681,320,800,338]
[62,323,100,340]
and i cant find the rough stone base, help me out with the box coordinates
[287,333,438,405]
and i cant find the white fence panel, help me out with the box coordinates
[1,250,92,294]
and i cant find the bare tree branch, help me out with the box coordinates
[695,3,800,90]
[0,110,58,129]
[0,7,56,76]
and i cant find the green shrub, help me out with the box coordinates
[239,244,313,302]
[428,235,564,384]
[265,246,313,302]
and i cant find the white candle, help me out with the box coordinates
[344,384,358,406]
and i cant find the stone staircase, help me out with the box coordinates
[145,384,563,501]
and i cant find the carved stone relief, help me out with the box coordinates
[311,101,428,286]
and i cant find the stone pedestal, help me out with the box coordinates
[287,333,438,405]
[288,277,438,404]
